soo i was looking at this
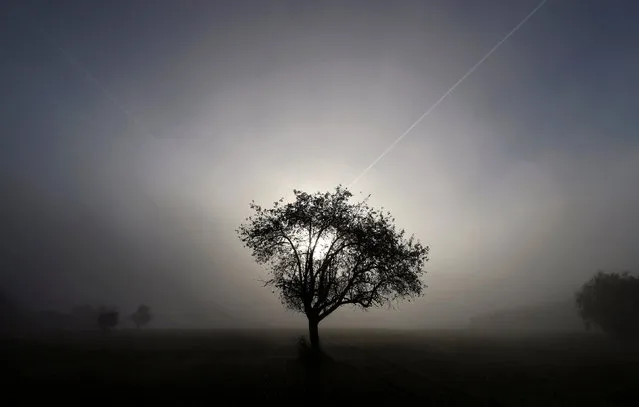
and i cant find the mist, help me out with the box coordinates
[2,0,638,332]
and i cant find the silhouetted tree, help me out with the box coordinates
[237,186,429,353]
[575,271,639,339]
[130,305,152,328]
[97,309,119,332]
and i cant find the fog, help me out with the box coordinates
[1,0,638,330]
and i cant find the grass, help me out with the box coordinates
[3,328,638,405]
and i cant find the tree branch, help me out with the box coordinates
[278,227,305,293]
[317,260,378,320]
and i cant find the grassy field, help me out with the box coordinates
[3,328,638,405]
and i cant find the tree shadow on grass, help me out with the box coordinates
[287,336,424,401]
[295,336,334,368]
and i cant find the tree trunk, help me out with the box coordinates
[308,316,320,352]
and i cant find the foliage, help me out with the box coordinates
[237,185,429,348]
[97,309,119,332]
[575,271,639,338]
[131,304,152,328]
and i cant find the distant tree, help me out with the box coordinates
[130,305,152,328]
[575,271,639,339]
[97,309,119,332]
[237,186,429,354]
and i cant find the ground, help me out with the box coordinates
[3,328,638,405]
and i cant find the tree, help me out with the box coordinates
[131,305,152,329]
[237,186,429,352]
[97,309,119,332]
[575,271,639,339]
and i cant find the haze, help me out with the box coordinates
[1,0,638,330]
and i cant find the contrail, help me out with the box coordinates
[45,35,152,137]
[21,13,153,138]
[348,0,549,188]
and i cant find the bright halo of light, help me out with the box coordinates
[313,233,334,260]
[297,231,336,261]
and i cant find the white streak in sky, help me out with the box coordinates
[20,11,153,138]
[349,0,549,188]
[44,35,152,137]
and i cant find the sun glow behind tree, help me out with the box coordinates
[296,229,336,261]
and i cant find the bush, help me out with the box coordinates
[97,310,119,332]
[575,271,639,339]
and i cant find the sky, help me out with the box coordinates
[1,0,638,329]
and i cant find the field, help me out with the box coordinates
[3,328,639,405]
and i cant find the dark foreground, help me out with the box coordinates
[3,328,638,405]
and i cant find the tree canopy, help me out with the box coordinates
[131,304,152,329]
[97,309,119,333]
[575,271,639,338]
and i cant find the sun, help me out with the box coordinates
[297,231,336,261]
[312,233,334,260]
